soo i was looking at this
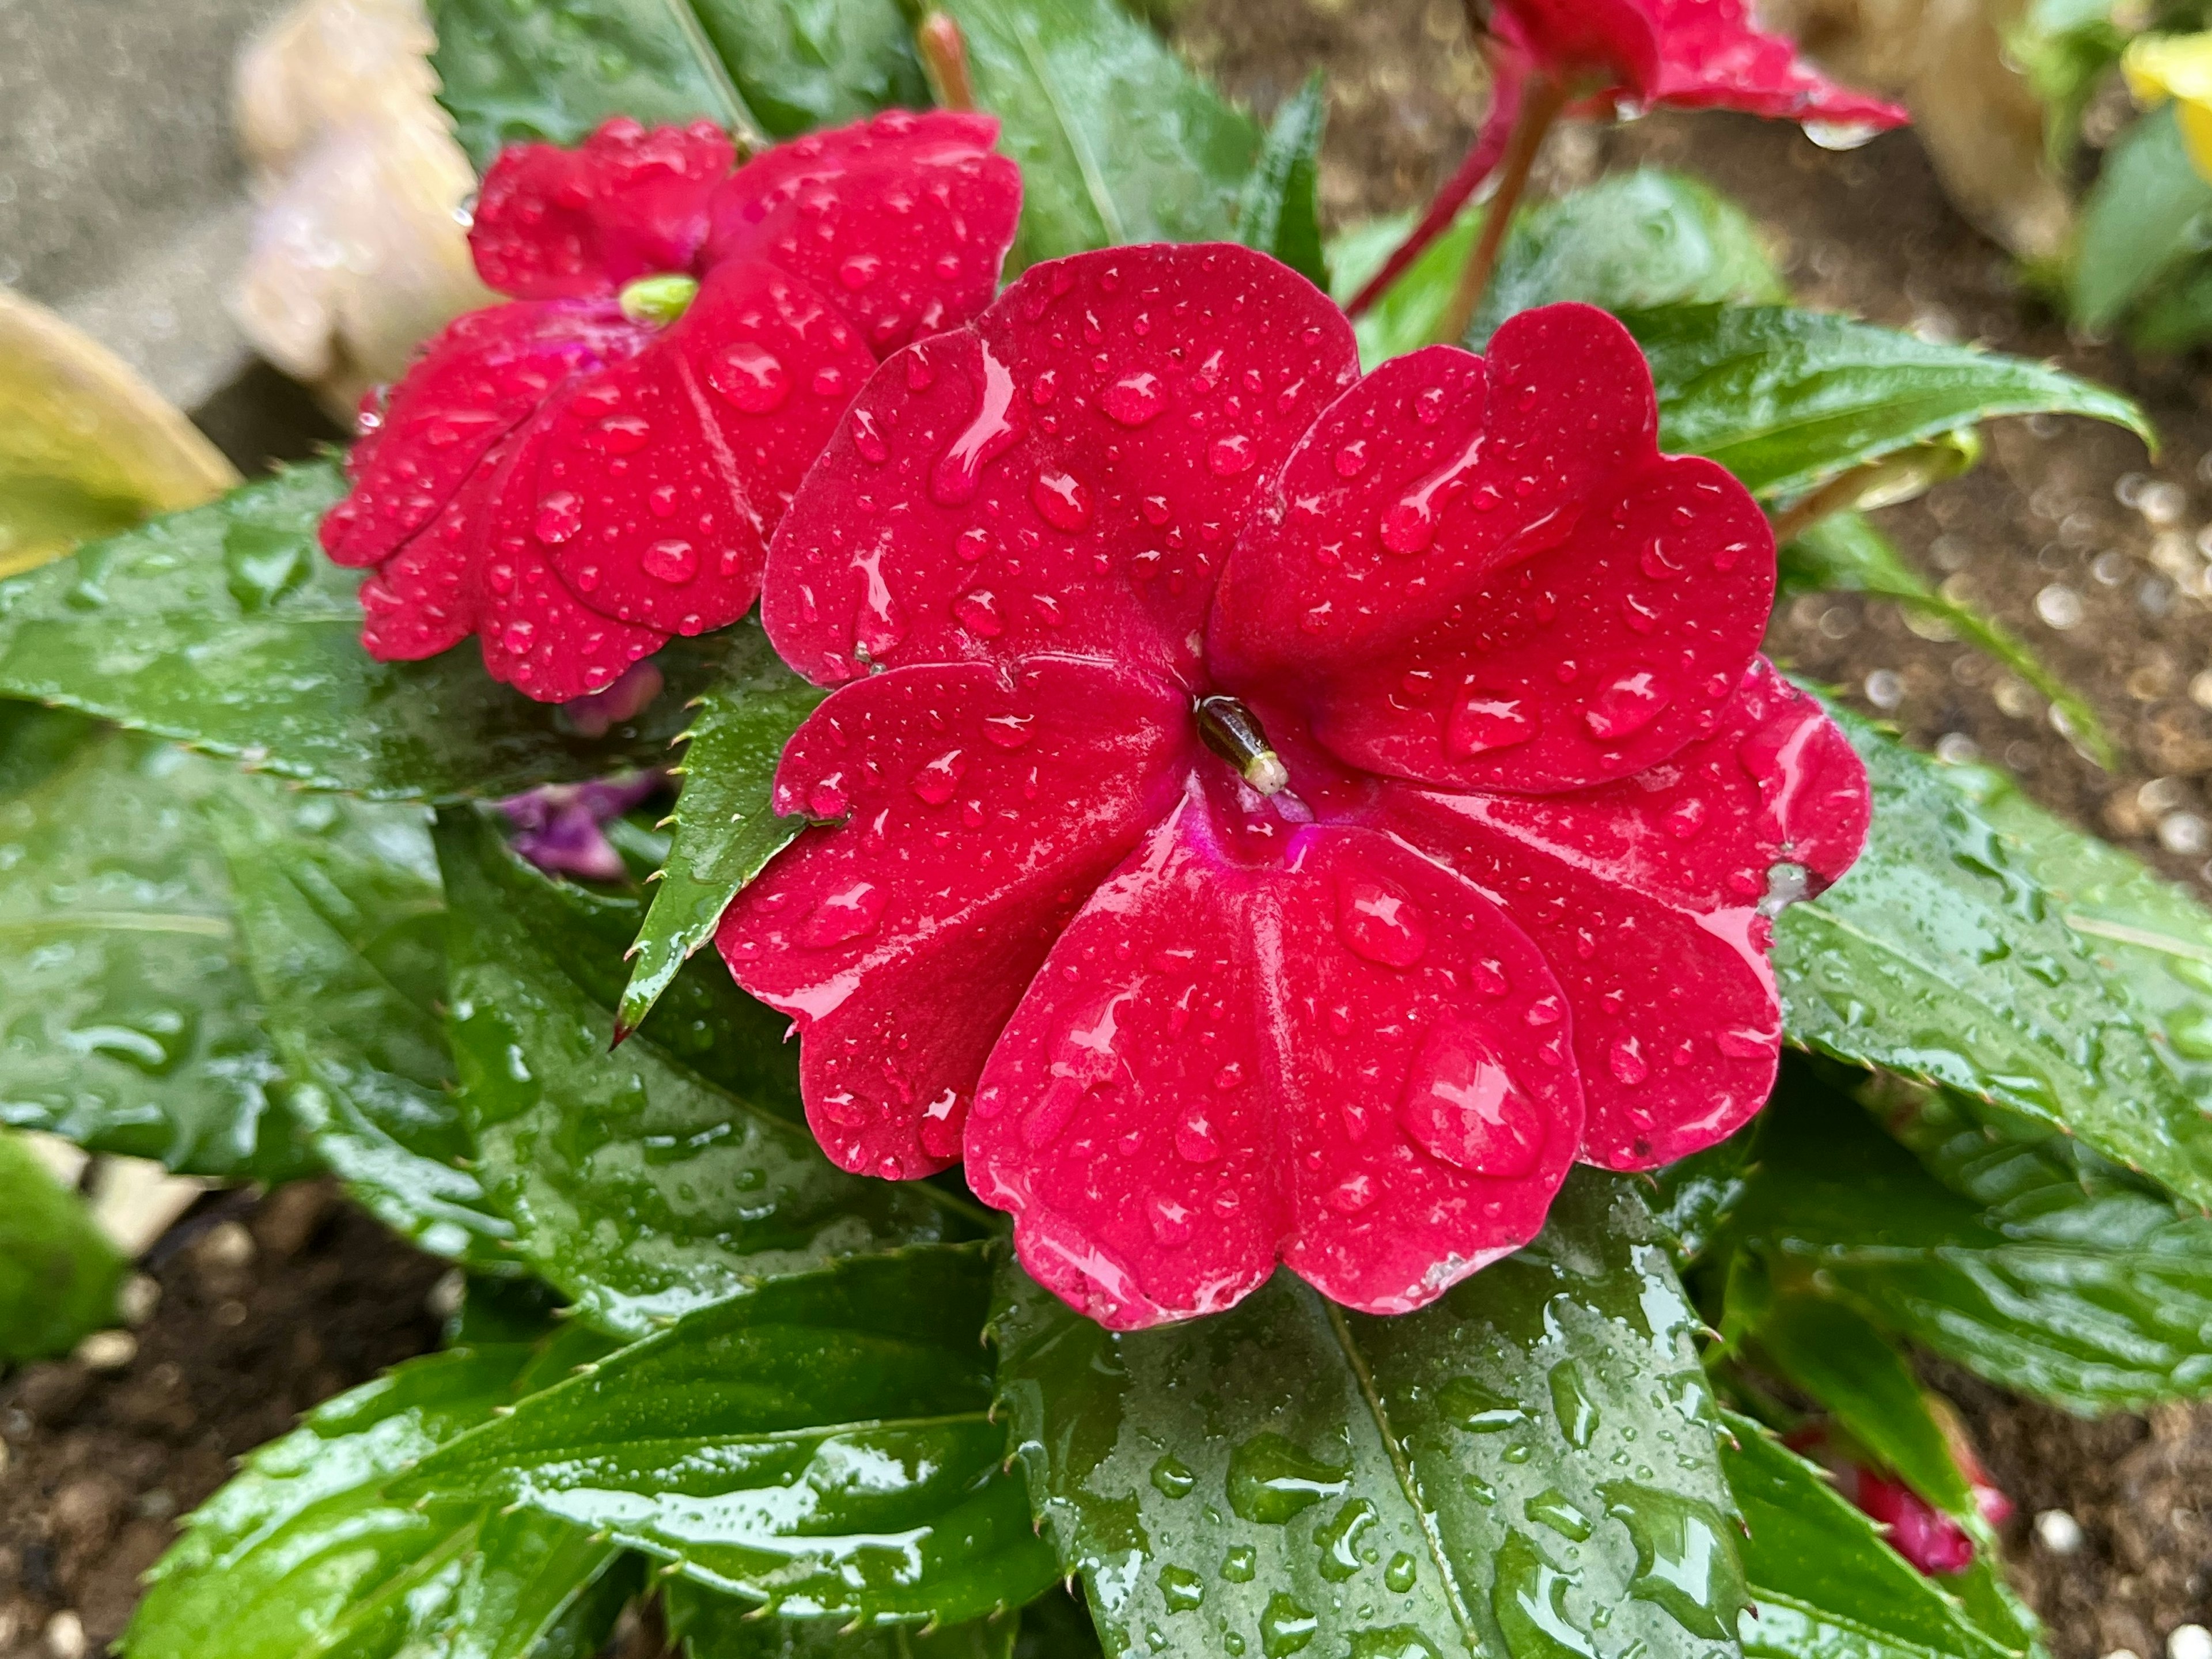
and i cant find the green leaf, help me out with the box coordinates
[0,720,302,1178]
[1780,513,2112,767]
[0,460,724,802]
[1944,759,2212,1105]
[210,782,516,1268]
[402,1247,1061,1623]
[1774,701,2212,1207]
[934,0,1259,268]
[1724,1414,2021,1659]
[2070,105,2212,331]
[1736,1290,1976,1518]
[993,1169,1745,1659]
[666,1580,1021,1658]
[1650,1122,1758,1269]
[1720,1063,2212,1413]
[1233,73,1328,291]
[0,1128,126,1361]
[123,1328,634,1659]
[619,634,825,1036]
[437,808,972,1335]
[1468,170,1786,346]
[429,0,930,172]
[1624,304,2152,500]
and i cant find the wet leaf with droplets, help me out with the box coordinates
[438,808,975,1336]
[399,1248,1060,1622]
[992,1169,1743,1659]
[0,461,724,800]
[665,1578,1023,1658]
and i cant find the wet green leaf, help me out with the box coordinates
[0,1128,126,1361]
[1721,1064,2212,1412]
[1624,304,2151,500]
[2070,105,2212,332]
[993,1169,1745,1659]
[123,1328,634,1659]
[619,635,824,1037]
[0,460,724,802]
[0,719,302,1177]
[1234,73,1328,291]
[1650,1122,1759,1270]
[403,1248,1060,1623]
[211,784,516,1268]
[1724,1414,2022,1659]
[430,0,927,168]
[437,809,974,1336]
[1774,702,2212,1207]
[666,1580,1021,1658]
[934,0,1259,268]
[1780,514,2112,766]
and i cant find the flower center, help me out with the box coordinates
[618,273,700,327]
[1195,695,1289,796]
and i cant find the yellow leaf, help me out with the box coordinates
[2123,32,2212,183]
[0,287,238,579]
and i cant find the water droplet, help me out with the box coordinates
[839,252,882,289]
[1584,672,1669,742]
[797,880,884,946]
[1227,1433,1350,1525]
[953,589,1004,637]
[1222,1546,1258,1582]
[1260,1593,1319,1658]
[1607,1036,1649,1086]
[1597,1482,1746,1640]
[931,342,1020,505]
[1146,1191,1197,1247]
[1400,1017,1545,1177]
[1526,1488,1592,1542]
[851,541,905,659]
[1548,1359,1598,1449]
[642,539,698,583]
[956,527,994,562]
[1438,1377,1530,1434]
[807,774,850,818]
[1380,433,1484,554]
[1334,439,1370,478]
[1448,692,1535,757]
[1314,1497,1380,1581]
[911,748,968,805]
[1715,1027,1771,1060]
[1384,1554,1418,1594]
[1493,1534,1597,1659]
[1336,875,1429,968]
[1033,468,1092,531]
[1414,386,1447,426]
[708,342,790,413]
[535,491,584,544]
[1159,1566,1206,1613]
[1150,1455,1196,1498]
[1103,372,1169,426]
[1326,1173,1376,1214]
[591,412,652,454]
[852,407,889,464]
[1209,433,1256,475]
[1351,1630,1441,1659]
[1175,1114,1222,1163]
[905,350,937,391]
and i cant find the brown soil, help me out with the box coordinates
[9,5,2212,1657]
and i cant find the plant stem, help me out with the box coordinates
[917,11,977,112]
[1431,75,1565,347]
[1767,465,1886,549]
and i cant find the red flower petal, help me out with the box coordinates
[1645,0,1910,127]
[763,244,1360,687]
[521,260,877,638]
[707,111,1022,357]
[322,301,637,570]
[1214,305,1775,794]
[471,118,735,301]
[965,789,1581,1329]
[1384,661,1869,1168]
[1493,0,1665,99]
[717,656,1192,1179]
[357,449,504,661]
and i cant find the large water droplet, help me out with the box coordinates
[535,491,583,544]
[1315,1497,1380,1581]
[852,407,889,464]
[1209,433,1256,476]
[1596,1482,1747,1641]
[1260,1593,1319,1658]
[1379,433,1484,555]
[1102,372,1168,426]
[1525,1488,1592,1542]
[1607,1036,1649,1086]
[1448,691,1535,757]
[642,539,698,583]
[1383,1553,1419,1594]
[1033,468,1093,531]
[1437,1377,1530,1434]
[1335,439,1370,478]
[1159,1565,1206,1613]
[911,748,968,806]
[931,341,1021,505]
[1492,1534,1597,1659]
[708,342,790,413]
[1227,1433,1351,1525]
[839,251,883,289]
[1351,1631,1442,1659]
[590,412,652,454]
[1400,1017,1545,1177]
[1548,1359,1598,1449]
[797,880,884,946]
[1336,875,1428,968]
[1150,1454,1196,1498]
[807,773,850,818]
[953,589,1005,637]
[1584,672,1669,742]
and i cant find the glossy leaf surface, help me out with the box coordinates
[1234,74,1328,290]
[0,461,721,801]
[403,1248,1061,1622]
[0,1128,126,1362]
[1624,304,2151,500]
[934,0,1259,267]
[993,1169,1744,1659]
[618,630,825,1035]
[439,809,969,1335]
[665,1580,1020,1658]
[0,717,300,1178]
[2070,104,2212,332]
[211,784,515,1267]
[1722,1065,2212,1412]
[1773,702,2212,1207]
[123,1331,631,1659]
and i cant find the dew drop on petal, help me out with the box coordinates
[1447,691,1534,757]
[953,589,1004,637]
[1715,1028,1775,1060]
[1585,672,1670,742]
[642,539,698,582]
[1608,1036,1649,1086]
[1400,1018,1545,1177]
[708,342,791,413]
[852,407,889,464]
[1207,433,1255,476]
[797,880,884,946]
[1033,468,1093,531]
[534,491,583,544]
[931,342,1021,505]
[982,713,1035,749]
[807,773,851,818]
[1334,439,1370,478]
[1326,1173,1376,1215]
[839,252,882,290]
[911,748,968,806]
[956,527,994,562]
[1146,1192,1196,1247]
[1175,1114,1222,1163]
[1102,372,1169,427]
[592,412,652,454]
[1335,875,1428,968]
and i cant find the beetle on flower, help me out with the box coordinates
[317,112,1021,701]
[717,242,1870,1330]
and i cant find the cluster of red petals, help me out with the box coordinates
[717,242,1870,1330]
[1791,1426,2014,1577]
[318,114,1021,701]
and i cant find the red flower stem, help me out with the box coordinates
[1343,63,1524,319]
[1432,74,1566,347]
[1768,465,1882,548]
[918,12,978,112]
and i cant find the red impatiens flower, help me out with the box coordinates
[717,243,1869,1328]
[317,113,1021,701]
[1790,1423,2015,1577]
[1348,0,1908,316]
